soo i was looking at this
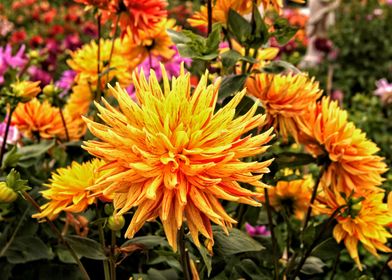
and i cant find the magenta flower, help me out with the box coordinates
[56,70,76,97]
[28,66,52,86]
[245,223,271,237]
[0,44,27,84]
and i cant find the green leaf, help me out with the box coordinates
[64,235,107,260]
[213,226,265,256]
[221,50,242,69]
[121,235,168,249]
[1,146,21,169]
[261,61,300,74]
[6,169,29,192]
[197,245,212,276]
[249,5,269,48]
[274,152,316,169]
[302,225,316,249]
[312,237,340,260]
[228,9,252,44]
[56,246,77,264]
[300,256,325,275]
[5,236,53,264]
[206,24,222,54]
[17,140,55,161]
[218,75,248,99]
[273,18,298,45]
[147,268,179,280]
[235,259,271,280]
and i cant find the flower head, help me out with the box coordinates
[102,0,168,41]
[83,65,274,250]
[374,78,392,105]
[0,122,20,146]
[317,189,392,270]
[67,36,141,89]
[266,175,314,220]
[11,80,41,102]
[11,98,85,140]
[65,83,94,118]
[296,98,388,195]
[0,44,27,84]
[33,159,110,220]
[246,73,322,141]
[56,70,77,97]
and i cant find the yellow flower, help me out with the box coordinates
[0,181,18,203]
[11,98,85,140]
[67,35,142,89]
[65,83,94,118]
[317,189,392,270]
[33,159,111,220]
[296,97,388,195]
[11,80,41,102]
[83,65,275,250]
[246,73,322,141]
[266,175,313,220]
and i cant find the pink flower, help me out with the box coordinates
[56,70,76,97]
[245,223,271,237]
[375,78,392,104]
[0,44,27,84]
[0,122,20,146]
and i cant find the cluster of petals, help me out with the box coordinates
[11,98,86,140]
[83,66,275,250]
[316,189,392,270]
[246,73,322,141]
[0,44,27,84]
[295,97,388,195]
[33,159,110,220]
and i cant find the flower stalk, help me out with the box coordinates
[0,106,16,167]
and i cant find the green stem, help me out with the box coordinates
[241,47,250,74]
[106,14,120,86]
[207,0,212,36]
[96,13,102,102]
[178,226,192,280]
[330,250,340,280]
[23,191,90,280]
[58,107,69,142]
[0,207,29,256]
[0,106,15,167]
[97,208,110,280]
[264,188,279,280]
[110,230,117,280]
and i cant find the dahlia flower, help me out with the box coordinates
[296,98,388,195]
[246,73,322,141]
[0,44,27,84]
[83,65,274,250]
[11,80,41,102]
[11,98,85,140]
[33,159,111,220]
[317,189,392,270]
[65,83,94,118]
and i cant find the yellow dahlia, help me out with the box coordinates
[317,189,392,270]
[11,98,85,140]
[33,159,111,220]
[65,83,94,118]
[296,97,388,195]
[11,80,41,102]
[265,174,313,220]
[83,65,275,250]
[67,36,141,89]
[246,73,322,141]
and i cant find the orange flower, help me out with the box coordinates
[246,73,322,141]
[83,66,275,250]
[74,0,111,10]
[11,98,85,140]
[296,98,388,195]
[266,175,313,220]
[33,159,111,220]
[102,0,168,41]
[65,83,94,118]
[317,189,392,270]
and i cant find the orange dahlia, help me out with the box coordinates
[65,83,94,118]
[11,98,85,140]
[317,189,392,270]
[102,0,168,41]
[11,80,41,102]
[246,73,322,141]
[83,65,275,250]
[296,97,388,195]
[266,175,313,220]
[33,159,110,220]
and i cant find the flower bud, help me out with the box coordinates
[0,182,18,203]
[107,215,125,231]
[43,84,56,97]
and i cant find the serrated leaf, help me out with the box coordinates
[5,236,53,264]
[228,9,252,44]
[218,75,248,99]
[121,235,168,249]
[64,235,107,260]
[213,227,265,256]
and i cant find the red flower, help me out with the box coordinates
[30,35,44,48]
[10,29,27,44]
